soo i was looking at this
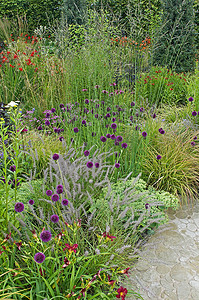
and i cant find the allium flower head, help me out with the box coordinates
[189,97,194,102]
[152,113,156,118]
[15,202,24,213]
[40,230,52,242]
[28,199,34,205]
[59,103,64,108]
[142,131,147,137]
[116,135,123,142]
[145,203,150,209]
[191,141,196,146]
[34,252,45,264]
[131,101,135,107]
[111,123,117,129]
[106,133,111,138]
[52,153,59,160]
[46,190,52,196]
[56,187,63,194]
[51,108,56,113]
[82,120,86,125]
[9,165,16,172]
[84,150,90,156]
[51,194,59,202]
[193,136,197,140]
[115,163,120,168]
[111,134,116,140]
[45,120,50,126]
[121,143,128,149]
[37,125,42,130]
[115,141,119,146]
[74,127,79,133]
[50,214,59,223]
[86,161,93,168]
[100,136,107,142]
[95,163,100,168]
[192,111,197,117]
[156,155,162,160]
[85,99,89,104]
[140,107,144,112]
[59,136,64,141]
[62,199,69,206]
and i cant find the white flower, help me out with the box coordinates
[5,101,19,108]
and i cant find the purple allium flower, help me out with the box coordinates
[34,252,45,263]
[28,199,34,205]
[193,136,197,140]
[45,120,50,126]
[57,185,63,189]
[59,103,64,108]
[112,118,116,122]
[106,133,111,138]
[152,113,156,118]
[191,141,196,146]
[40,230,52,242]
[114,141,119,146]
[107,107,111,112]
[62,199,68,206]
[82,89,87,92]
[51,194,59,202]
[106,113,111,118]
[192,111,197,117]
[82,120,86,125]
[85,99,89,104]
[74,127,79,133]
[121,143,128,148]
[59,136,64,141]
[160,129,165,134]
[100,136,107,142]
[9,165,16,172]
[112,112,116,116]
[131,102,135,107]
[142,131,147,137]
[156,155,162,160]
[111,134,116,140]
[140,107,144,112]
[52,153,59,160]
[56,188,63,194]
[86,161,93,168]
[14,202,24,213]
[115,163,120,168]
[116,135,123,142]
[84,150,90,156]
[95,163,100,168]
[111,123,117,129]
[37,125,43,130]
[189,97,194,102]
[50,214,59,223]
[46,190,52,196]
[51,108,56,113]
[145,203,150,209]
[46,112,50,118]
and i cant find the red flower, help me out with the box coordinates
[119,267,130,277]
[107,275,116,286]
[102,232,116,241]
[19,68,23,71]
[14,241,22,250]
[63,243,78,253]
[3,232,11,242]
[62,257,70,268]
[116,286,128,299]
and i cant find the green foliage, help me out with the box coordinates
[134,65,188,106]
[152,0,197,73]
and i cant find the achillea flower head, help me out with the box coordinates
[28,199,34,205]
[111,123,117,129]
[115,163,120,168]
[14,202,24,213]
[86,161,93,168]
[84,150,90,156]
[52,153,59,160]
[9,165,16,172]
[62,199,69,206]
[46,190,52,196]
[192,111,197,117]
[156,155,162,160]
[95,163,100,168]
[142,131,147,137]
[34,252,45,263]
[40,230,52,242]
[121,143,128,149]
[50,214,59,223]
[51,194,59,202]
[116,135,123,142]
[74,127,79,133]
[100,136,107,142]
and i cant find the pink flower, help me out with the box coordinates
[63,243,78,253]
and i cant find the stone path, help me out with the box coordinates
[126,202,199,300]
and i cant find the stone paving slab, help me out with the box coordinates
[126,203,199,300]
